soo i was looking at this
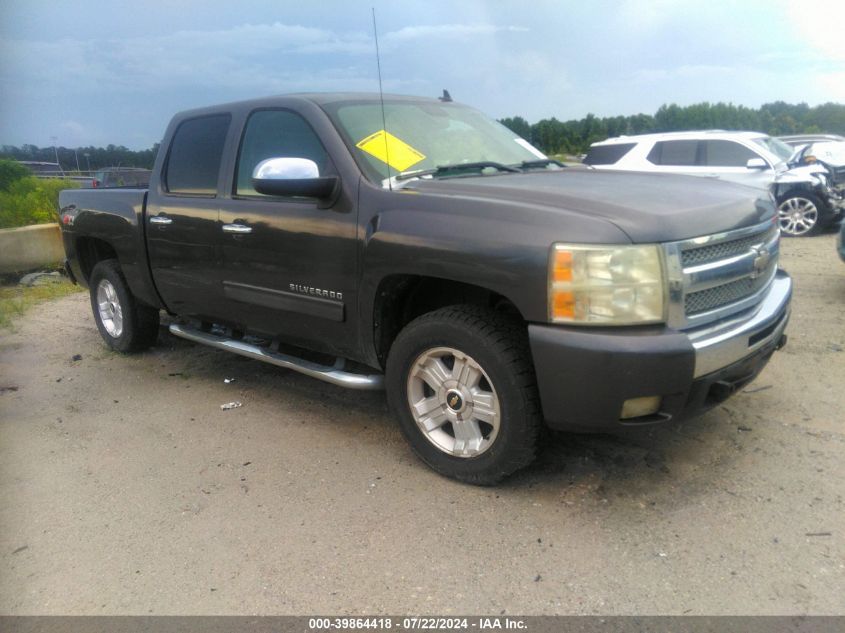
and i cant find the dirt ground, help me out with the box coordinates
[0,234,843,615]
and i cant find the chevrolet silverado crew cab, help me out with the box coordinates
[59,94,792,484]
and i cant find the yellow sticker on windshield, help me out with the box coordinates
[356,130,426,172]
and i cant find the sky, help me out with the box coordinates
[1,0,844,150]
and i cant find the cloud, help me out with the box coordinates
[616,0,689,32]
[631,64,740,84]
[2,2,842,148]
[0,20,528,97]
[0,16,537,146]
[59,120,86,140]
[383,24,527,42]
[784,0,845,62]
[816,72,845,102]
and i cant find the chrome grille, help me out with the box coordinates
[685,270,774,315]
[681,226,775,267]
[664,219,780,330]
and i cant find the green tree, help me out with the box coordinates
[0,159,30,191]
[0,176,79,229]
[498,116,532,141]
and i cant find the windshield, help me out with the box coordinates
[324,100,546,185]
[751,136,793,162]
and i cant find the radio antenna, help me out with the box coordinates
[372,7,392,190]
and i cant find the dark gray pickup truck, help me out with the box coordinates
[59,93,792,483]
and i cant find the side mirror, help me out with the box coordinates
[746,158,768,170]
[251,157,338,199]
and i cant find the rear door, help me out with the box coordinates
[701,139,774,188]
[215,108,359,358]
[645,140,707,176]
[147,114,231,318]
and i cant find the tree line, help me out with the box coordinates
[0,143,160,173]
[499,101,845,155]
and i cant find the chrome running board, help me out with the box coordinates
[168,323,384,390]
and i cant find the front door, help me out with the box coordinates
[216,108,359,359]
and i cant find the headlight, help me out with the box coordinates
[548,243,665,325]
[812,172,832,191]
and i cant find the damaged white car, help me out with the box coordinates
[584,131,844,236]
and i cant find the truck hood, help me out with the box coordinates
[404,169,774,243]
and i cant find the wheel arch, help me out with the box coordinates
[371,274,526,368]
[72,234,164,309]
[75,236,119,283]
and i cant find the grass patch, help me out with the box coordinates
[0,279,84,330]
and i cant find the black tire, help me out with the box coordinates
[777,191,832,237]
[89,259,159,352]
[385,305,542,485]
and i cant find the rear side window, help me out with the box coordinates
[235,109,333,196]
[703,140,760,167]
[583,143,636,165]
[647,140,699,166]
[165,114,231,195]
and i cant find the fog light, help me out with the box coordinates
[620,396,662,419]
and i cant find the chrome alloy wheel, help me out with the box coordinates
[96,279,124,337]
[406,346,500,458]
[778,197,819,236]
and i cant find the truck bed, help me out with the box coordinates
[59,187,160,309]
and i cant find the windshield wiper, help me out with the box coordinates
[518,158,566,170]
[396,161,521,181]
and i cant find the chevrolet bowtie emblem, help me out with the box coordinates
[750,245,771,278]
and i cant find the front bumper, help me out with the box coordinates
[529,270,792,431]
[825,190,845,215]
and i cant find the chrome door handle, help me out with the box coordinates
[222,223,252,234]
[149,216,172,225]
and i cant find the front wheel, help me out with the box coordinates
[386,305,542,485]
[777,192,830,237]
[89,259,159,352]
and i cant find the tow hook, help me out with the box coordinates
[776,334,788,350]
[710,380,737,401]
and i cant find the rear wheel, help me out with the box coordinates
[89,260,159,352]
[386,305,542,485]
[777,192,830,237]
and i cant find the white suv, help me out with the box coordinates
[584,131,844,236]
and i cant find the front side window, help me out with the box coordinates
[235,110,333,196]
[703,140,759,167]
[647,140,699,166]
[165,114,231,195]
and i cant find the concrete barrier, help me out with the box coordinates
[0,223,64,274]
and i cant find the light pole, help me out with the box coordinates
[84,153,91,173]
[74,149,81,172]
[50,136,60,170]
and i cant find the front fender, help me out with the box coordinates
[360,207,549,326]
